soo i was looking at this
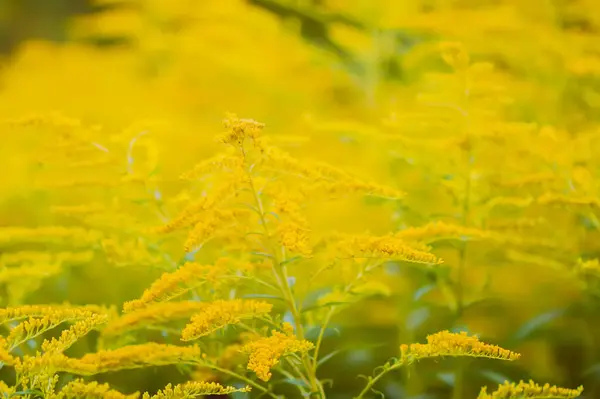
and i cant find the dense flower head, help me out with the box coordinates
[122,262,223,312]
[142,381,251,399]
[41,313,109,353]
[218,113,265,147]
[73,343,202,374]
[400,330,520,363]
[181,299,273,341]
[103,301,207,336]
[332,233,444,265]
[0,304,107,324]
[242,322,314,381]
[478,380,584,399]
[54,379,140,399]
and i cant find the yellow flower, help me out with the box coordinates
[103,301,207,336]
[181,299,272,341]
[142,381,250,399]
[217,113,265,147]
[183,209,250,252]
[72,343,202,374]
[242,322,314,381]
[42,313,109,353]
[2,306,109,351]
[276,220,312,256]
[55,379,140,399]
[332,233,443,264]
[400,330,520,363]
[123,262,222,312]
[0,337,14,365]
[478,380,584,399]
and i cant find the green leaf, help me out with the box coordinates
[413,284,436,301]
[317,348,346,368]
[280,256,303,267]
[509,308,565,344]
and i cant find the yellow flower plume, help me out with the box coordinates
[400,330,520,363]
[478,380,584,399]
[181,299,273,341]
[242,322,314,381]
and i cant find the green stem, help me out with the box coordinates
[355,361,403,399]
[311,260,377,375]
[452,359,466,399]
[238,322,312,392]
[311,308,334,373]
[243,151,323,398]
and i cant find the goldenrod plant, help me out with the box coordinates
[0,0,599,398]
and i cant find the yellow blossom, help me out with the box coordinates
[332,233,443,264]
[478,380,584,399]
[142,381,251,399]
[67,343,202,374]
[103,301,207,336]
[55,379,140,399]
[183,208,250,252]
[181,299,273,341]
[242,322,314,381]
[153,179,242,234]
[123,262,224,312]
[400,330,520,363]
[0,304,109,324]
[276,220,312,256]
[42,313,109,353]
[217,113,265,147]
[2,306,109,351]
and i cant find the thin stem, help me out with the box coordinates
[311,308,334,373]
[311,260,377,373]
[238,323,311,396]
[279,363,310,397]
[355,361,403,399]
[452,359,467,399]
[242,148,323,398]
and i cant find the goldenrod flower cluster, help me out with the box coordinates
[333,233,443,265]
[217,114,265,146]
[57,343,201,375]
[142,381,251,399]
[41,313,109,353]
[52,379,140,399]
[123,262,222,312]
[103,301,207,337]
[400,331,521,363]
[243,322,314,381]
[478,380,584,399]
[1,305,109,351]
[181,299,273,341]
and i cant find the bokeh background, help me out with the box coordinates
[1,0,600,398]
